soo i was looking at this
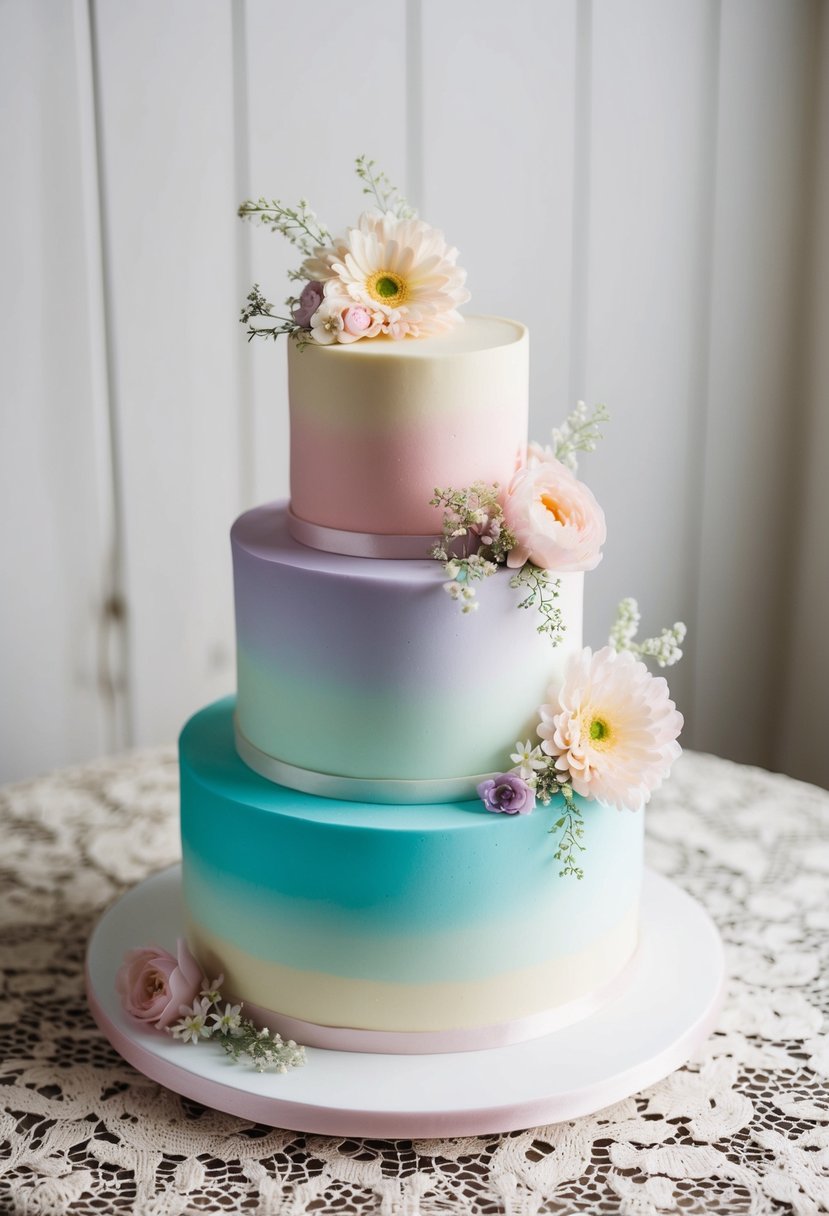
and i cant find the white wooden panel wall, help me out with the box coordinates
[1,0,827,786]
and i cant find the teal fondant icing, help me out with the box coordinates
[180,700,644,985]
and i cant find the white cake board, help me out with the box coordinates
[86,866,725,1137]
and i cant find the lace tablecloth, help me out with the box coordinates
[1,747,828,1216]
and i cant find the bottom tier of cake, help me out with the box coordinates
[179,699,644,1053]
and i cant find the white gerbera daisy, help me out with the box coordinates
[537,646,683,813]
[306,211,470,339]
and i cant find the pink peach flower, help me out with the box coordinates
[537,646,683,812]
[116,939,203,1030]
[503,457,606,572]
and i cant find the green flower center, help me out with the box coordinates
[589,717,610,742]
[366,269,409,307]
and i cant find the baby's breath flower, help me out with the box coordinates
[608,597,687,667]
[550,401,609,473]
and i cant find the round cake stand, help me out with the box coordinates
[86,866,725,1138]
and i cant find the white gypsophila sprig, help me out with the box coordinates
[608,597,687,667]
[354,155,416,219]
[165,975,306,1071]
[237,196,330,257]
[550,401,610,472]
[431,484,516,615]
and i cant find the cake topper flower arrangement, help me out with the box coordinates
[116,940,305,1073]
[238,156,469,346]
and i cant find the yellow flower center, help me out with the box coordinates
[541,492,566,524]
[589,716,611,745]
[366,269,408,307]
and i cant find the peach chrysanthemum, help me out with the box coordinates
[537,646,683,812]
[304,210,470,339]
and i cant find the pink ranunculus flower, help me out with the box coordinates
[537,646,683,813]
[503,457,606,572]
[116,939,203,1030]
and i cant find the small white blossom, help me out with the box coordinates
[200,975,224,1005]
[172,997,213,1044]
[510,740,547,781]
[209,1001,244,1037]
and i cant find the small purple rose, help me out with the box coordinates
[292,281,325,329]
[477,773,536,815]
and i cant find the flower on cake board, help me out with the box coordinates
[115,941,306,1073]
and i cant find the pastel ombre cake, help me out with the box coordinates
[168,166,685,1060]
[288,316,528,542]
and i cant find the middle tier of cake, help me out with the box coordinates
[232,502,584,803]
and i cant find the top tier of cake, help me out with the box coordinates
[288,315,528,542]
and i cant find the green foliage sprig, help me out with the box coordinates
[355,155,415,219]
[509,563,566,646]
[239,284,303,344]
[550,401,610,472]
[237,196,330,257]
[218,1021,306,1074]
[531,763,586,879]
[609,597,687,667]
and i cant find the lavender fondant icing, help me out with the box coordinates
[181,699,643,1046]
[232,502,584,802]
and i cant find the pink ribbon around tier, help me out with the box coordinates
[287,506,439,560]
[238,950,641,1056]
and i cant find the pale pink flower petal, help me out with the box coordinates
[503,457,606,572]
[537,646,683,812]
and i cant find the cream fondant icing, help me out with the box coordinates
[288,316,528,536]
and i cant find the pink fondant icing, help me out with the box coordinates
[290,410,526,535]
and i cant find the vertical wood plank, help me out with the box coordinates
[242,0,410,507]
[418,0,579,432]
[693,0,820,765]
[0,0,117,781]
[93,0,242,746]
[579,0,719,725]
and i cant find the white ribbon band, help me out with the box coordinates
[287,507,439,560]
[235,719,490,806]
